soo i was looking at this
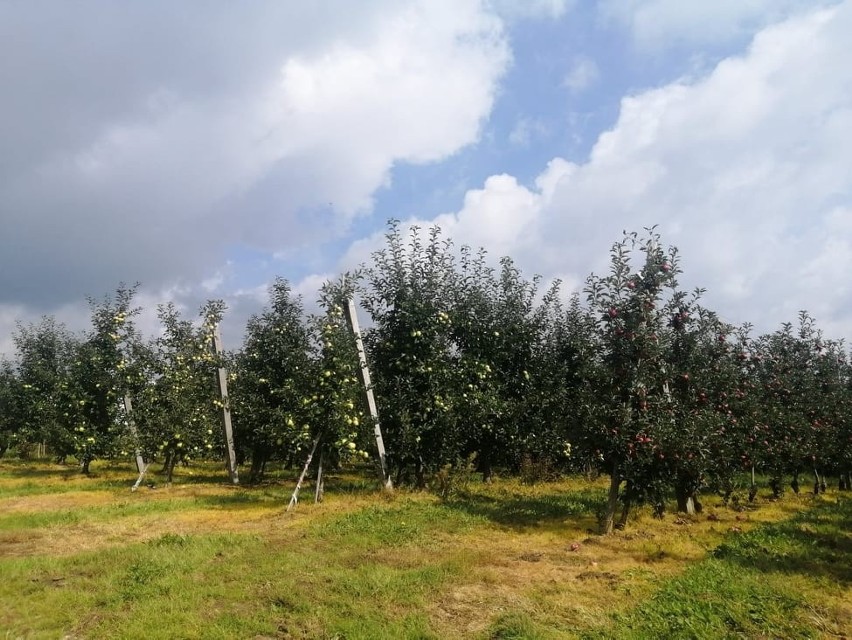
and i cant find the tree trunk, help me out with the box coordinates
[480,449,493,484]
[652,491,666,519]
[617,481,632,530]
[675,485,695,515]
[770,476,782,499]
[675,475,702,515]
[415,456,426,490]
[791,471,800,494]
[584,459,599,481]
[80,457,91,475]
[602,464,621,535]
[813,468,825,495]
[249,448,269,484]
[165,452,177,483]
[161,451,173,474]
[478,433,495,484]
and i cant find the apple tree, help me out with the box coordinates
[231,277,314,482]
[748,313,826,496]
[807,338,851,492]
[360,223,460,487]
[583,228,683,532]
[11,316,76,459]
[661,298,748,512]
[449,252,554,481]
[299,278,374,491]
[133,301,226,482]
[521,291,601,479]
[0,358,21,457]
[55,285,144,472]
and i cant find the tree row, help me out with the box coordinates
[1,222,850,531]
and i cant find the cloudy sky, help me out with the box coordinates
[1,0,850,355]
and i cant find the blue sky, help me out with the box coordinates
[1,1,850,354]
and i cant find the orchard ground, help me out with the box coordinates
[1,459,850,639]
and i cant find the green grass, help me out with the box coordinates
[0,469,125,498]
[0,501,480,638]
[584,497,852,639]
[0,497,199,531]
[487,612,551,640]
[1,460,849,639]
[313,499,487,547]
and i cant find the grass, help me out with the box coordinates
[581,498,852,639]
[0,458,849,639]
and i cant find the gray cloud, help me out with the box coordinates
[0,1,509,315]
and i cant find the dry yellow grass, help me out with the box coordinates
[424,491,817,637]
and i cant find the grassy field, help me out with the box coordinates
[0,459,849,639]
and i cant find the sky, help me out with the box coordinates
[1,0,850,356]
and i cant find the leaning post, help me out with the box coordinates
[211,324,239,485]
[343,297,393,490]
[123,394,150,491]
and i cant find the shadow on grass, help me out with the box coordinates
[191,473,380,509]
[195,491,282,509]
[162,472,238,486]
[0,464,85,480]
[1,459,157,487]
[0,464,135,497]
[713,498,852,586]
[443,487,605,530]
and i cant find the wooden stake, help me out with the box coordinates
[288,434,321,512]
[131,462,151,492]
[343,297,392,490]
[123,394,149,491]
[211,324,239,485]
[314,451,325,504]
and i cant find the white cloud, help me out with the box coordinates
[563,57,600,93]
[489,0,574,21]
[599,0,840,50]
[4,0,851,360]
[508,117,549,147]
[342,3,852,339]
[546,3,852,335]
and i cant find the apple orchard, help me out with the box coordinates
[1,223,850,533]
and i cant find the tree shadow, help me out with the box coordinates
[442,487,605,530]
[196,491,281,509]
[1,465,84,480]
[713,500,852,586]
